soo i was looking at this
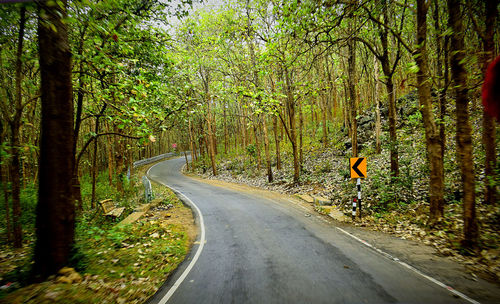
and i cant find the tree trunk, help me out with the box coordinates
[416,0,444,225]
[241,104,247,148]
[262,115,273,182]
[90,109,104,208]
[11,6,26,248]
[189,120,196,171]
[184,149,189,171]
[223,105,228,155]
[347,37,358,157]
[273,115,281,170]
[433,0,447,161]
[448,0,478,249]
[380,0,399,175]
[253,121,261,170]
[299,102,304,168]
[9,123,22,248]
[206,102,217,176]
[481,0,498,205]
[385,79,398,176]
[34,0,75,279]
[212,113,218,156]
[285,70,299,183]
[115,142,124,194]
[0,125,12,242]
[72,30,86,213]
[322,92,328,148]
[374,56,382,154]
[106,123,114,186]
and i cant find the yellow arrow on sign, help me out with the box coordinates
[350,157,367,178]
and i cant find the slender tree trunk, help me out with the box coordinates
[189,121,196,171]
[416,0,444,225]
[34,0,75,279]
[343,83,349,135]
[0,126,12,242]
[322,92,328,148]
[380,0,399,176]
[184,149,189,171]
[273,115,281,170]
[448,0,478,248]
[90,104,106,208]
[433,0,447,161]
[285,70,299,183]
[126,139,133,177]
[481,0,498,205]
[206,102,217,176]
[347,37,358,157]
[262,115,273,182]
[223,105,228,155]
[253,121,261,170]
[72,30,86,212]
[11,7,26,248]
[212,113,218,156]
[9,123,22,248]
[91,131,98,206]
[105,123,114,185]
[241,105,247,148]
[374,57,382,154]
[311,99,317,139]
[299,102,304,167]
[385,79,398,176]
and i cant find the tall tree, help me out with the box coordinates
[0,6,28,248]
[347,25,358,157]
[448,0,478,249]
[477,0,498,205]
[415,0,445,225]
[33,0,75,279]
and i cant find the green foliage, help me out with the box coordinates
[79,171,138,210]
[246,144,257,158]
[0,181,38,241]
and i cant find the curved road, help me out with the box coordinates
[146,157,471,304]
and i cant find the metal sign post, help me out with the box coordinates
[352,198,357,220]
[350,157,367,221]
[357,178,362,220]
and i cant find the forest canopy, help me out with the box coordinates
[0,0,498,281]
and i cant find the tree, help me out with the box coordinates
[472,0,498,205]
[448,0,478,249]
[33,0,76,279]
[0,5,29,248]
[415,0,444,225]
[359,0,409,176]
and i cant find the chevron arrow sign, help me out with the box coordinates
[350,157,367,178]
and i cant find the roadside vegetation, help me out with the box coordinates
[0,162,194,303]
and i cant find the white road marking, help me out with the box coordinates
[147,164,206,304]
[148,161,479,304]
[335,227,480,304]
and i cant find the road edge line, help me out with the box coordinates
[147,163,206,304]
[335,226,480,304]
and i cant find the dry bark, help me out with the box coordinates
[415,0,445,224]
[448,0,478,248]
[34,0,76,279]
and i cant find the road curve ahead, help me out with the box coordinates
[147,157,471,304]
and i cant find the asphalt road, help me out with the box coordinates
[146,157,473,304]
